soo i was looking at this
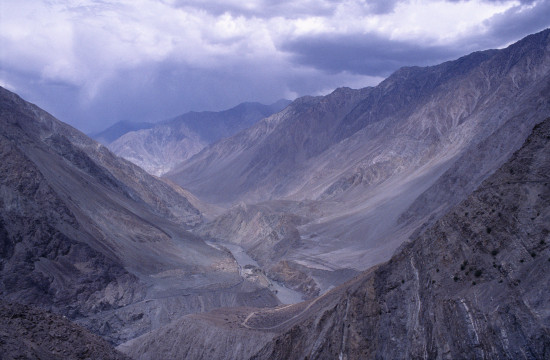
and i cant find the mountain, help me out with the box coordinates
[0,86,281,345]
[91,121,154,145]
[251,116,550,360]
[166,29,550,289]
[120,116,550,360]
[170,31,550,206]
[3,29,549,360]
[106,99,291,176]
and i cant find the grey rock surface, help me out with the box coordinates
[168,29,550,277]
[199,200,359,298]
[0,87,279,345]
[118,308,276,360]
[0,300,130,360]
[251,117,550,359]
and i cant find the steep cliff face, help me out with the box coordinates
[0,87,280,345]
[0,89,145,338]
[251,118,550,359]
[0,87,202,229]
[107,100,291,176]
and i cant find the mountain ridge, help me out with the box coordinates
[1,28,549,360]
[105,99,291,175]
[166,29,550,282]
[0,86,281,345]
[250,116,550,359]
[122,116,550,359]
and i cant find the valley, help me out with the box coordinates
[1,28,549,360]
[169,28,550,298]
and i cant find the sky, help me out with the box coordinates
[1,0,549,133]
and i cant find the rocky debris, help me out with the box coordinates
[199,201,358,299]
[267,260,320,299]
[0,301,130,360]
[251,118,550,359]
[119,274,351,359]
[198,202,306,266]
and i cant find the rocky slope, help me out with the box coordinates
[0,87,280,345]
[169,29,550,283]
[0,301,129,359]
[118,307,277,360]
[251,117,550,359]
[123,117,550,360]
[107,100,290,176]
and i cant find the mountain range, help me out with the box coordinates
[0,28,549,359]
[121,115,550,359]
[165,29,550,297]
[95,100,290,176]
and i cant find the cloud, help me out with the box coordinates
[280,34,461,77]
[0,0,548,133]
[277,0,550,76]
[480,0,550,45]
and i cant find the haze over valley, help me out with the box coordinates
[1,1,550,358]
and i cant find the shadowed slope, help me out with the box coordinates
[0,301,130,359]
[0,87,279,344]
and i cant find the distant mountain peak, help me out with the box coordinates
[105,99,291,176]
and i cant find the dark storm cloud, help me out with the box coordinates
[169,0,403,18]
[2,0,549,134]
[170,0,338,17]
[279,0,550,78]
[478,0,550,46]
[280,34,464,77]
